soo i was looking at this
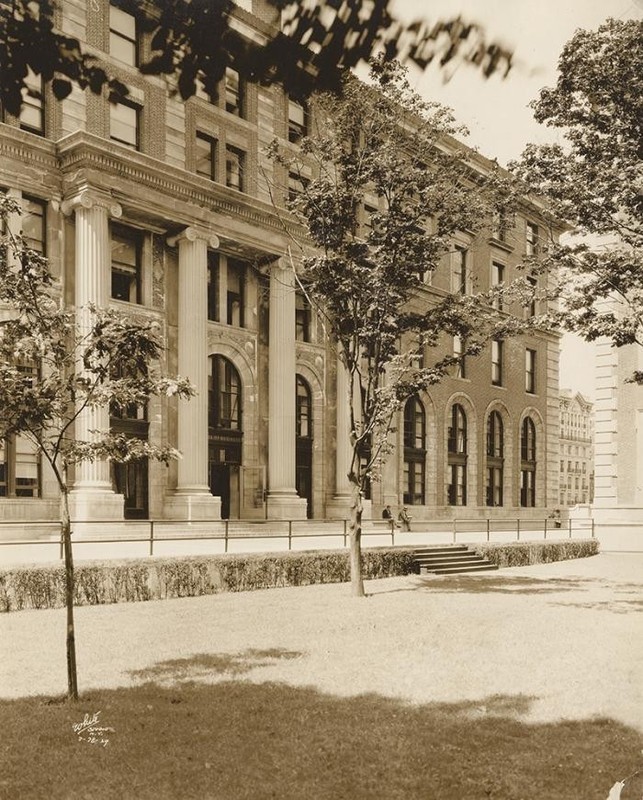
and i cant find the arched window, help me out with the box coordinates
[447,403,467,505]
[296,375,312,439]
[486,411,504,507]
[403,396,426,505]
[520,416,536,507]
[296,375,313,517]
[209,355,241,430]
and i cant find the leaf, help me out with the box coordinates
[51,78,72,100]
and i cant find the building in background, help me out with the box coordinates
[0,0,564,532]
[590,307,643,546]
[558,389,594,507]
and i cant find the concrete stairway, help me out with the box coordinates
[414,545,499,575]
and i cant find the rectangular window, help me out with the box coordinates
[520,468,536,507]
[22,196,46,254]
[491,339,503,386]
[226,258,245,326]
[527,275,537,316]
[453,335,465,379]
[450,247,467,294]
[288,97,308,143]
[195,72,216,104]
[0,435,40,498]
[448,464,467,506]
[225,68,244,116]
[109,4,138,66]
[295,292,311,342]
[196,132,217,180]
[486,467,503,507]
[526,349,536,393]
[492,209,508,242]
[288,171,309,202]
[526,222,538,256]
[111,225,141,304]
[110,99,139,150]
[491,262,504,310]
[20,68,44,135]
[207,251,219,322]
[225,145,245,192]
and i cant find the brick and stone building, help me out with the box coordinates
[0,0,564,531]
[558,389,594,507]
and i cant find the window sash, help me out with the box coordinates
[225,146,245,191]
[491,340,503,385]
[225,68,243,116]
[20,68,44,134]
[110,100,139,149]
[196,133,217,180]
[288,98,307,142]
[22,196,46,254]
[109,5,138,66]
[111,226,141,303]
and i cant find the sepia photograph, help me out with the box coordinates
[0,1,641,797]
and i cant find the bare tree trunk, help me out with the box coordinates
[60,487,78,701]
[349,481,365,597]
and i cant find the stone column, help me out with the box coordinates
[326,355,354,519]
[165,226,222,520]
[266,259,307,519]
[62,189,125,521]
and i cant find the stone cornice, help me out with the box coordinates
[56,131,302,244]
[0,124,57,169]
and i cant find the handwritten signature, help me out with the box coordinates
[72,711,114,747]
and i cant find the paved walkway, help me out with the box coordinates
[1,553,641,732]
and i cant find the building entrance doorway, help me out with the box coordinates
[210,461,240,520]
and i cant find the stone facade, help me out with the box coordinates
[0,0,563,528]
[558,390,594,507]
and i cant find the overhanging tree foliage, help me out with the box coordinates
[0,0,513,116]
[0,196,193,700]
[510,18,643,382]
[268,58,528,597]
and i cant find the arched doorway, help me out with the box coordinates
[208,355,243,519]
[295,375,313,518]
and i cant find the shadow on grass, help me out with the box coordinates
[1,679,641,800]
[129,647,303,682]
[392,574,640,597]
[552,600,643,614]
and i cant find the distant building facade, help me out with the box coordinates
[558,390,594,507]
[0,0,564,530]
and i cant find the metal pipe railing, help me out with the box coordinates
[0,516,596,561]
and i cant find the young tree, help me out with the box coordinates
[0,0,513,116]
[510,18,643,382]
[268,58,526,597]
[0,196,193,700]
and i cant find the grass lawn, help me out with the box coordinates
[1,676,641,800]
[2,555,642,799]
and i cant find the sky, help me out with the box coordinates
[387,0,643,399]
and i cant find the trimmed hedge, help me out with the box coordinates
[473,538,599,568]
[0,547,418,613]
[0,539,599,613]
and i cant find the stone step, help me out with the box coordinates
[421,562,499,575]
[414,544,498,575]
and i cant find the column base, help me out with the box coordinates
[164,492,222,521]
[325,496,372,521]
[68,489,124,522]
[325,494,352,521]
[266,493,308,520]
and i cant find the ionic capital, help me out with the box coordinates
[167,226,219,250]
[61,189,122,219]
